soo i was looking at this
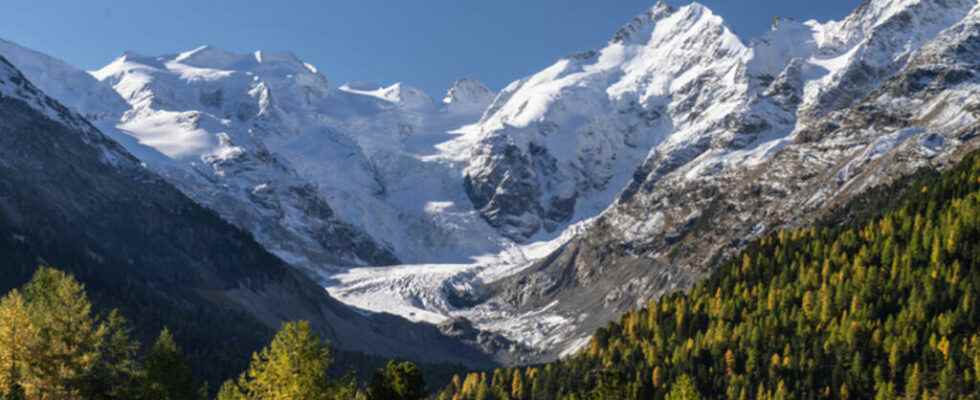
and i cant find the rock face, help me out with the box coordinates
[463,0,978,244]
[485,0,980,358]
[2,0,978,368]
[462,2,754,241]
[0,55,500,368]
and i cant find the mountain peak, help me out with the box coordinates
[0,41,129,122]
[611,1,728,45]
[168,46,311,73]
[443,79,495,114]
[380,82,434,110]
[816,0,977,48]
[611,2,677,43]
[174,45,242,68]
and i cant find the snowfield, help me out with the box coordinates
[2,0,978,361]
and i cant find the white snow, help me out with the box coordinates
[1,0,975,360]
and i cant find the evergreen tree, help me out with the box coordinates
[366,361,425,400]
[142,328,198,400]
[87,310,142,399]
[20,267,105,399]
[511,370,525,400]
[666,375,701,400]
[0,291,31,399]
[236,321,332,400]
[434,149,980,400]
[216,380,244,400]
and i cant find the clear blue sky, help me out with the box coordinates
[2,1,859,97]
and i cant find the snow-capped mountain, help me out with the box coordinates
[481,0,980,358]
[89,46,402,269]
[463,1,753,241]
[0,39,536,362]
[2,0,977,366]
[444,79,496,114]
[0,39,129,122]
[86,45,519,265]
[0,53,505,368]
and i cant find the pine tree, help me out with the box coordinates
[511,370,525,400]
[367,361,425,400]
[216,380,244,400]
[88,310,142,399]
[236,321,332,400]
[142,328,198,400]
[665,375,701,400]
[20,267,105,399]
[0,290,32,399]
[904,363,921,400]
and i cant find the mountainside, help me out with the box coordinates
[464,0,977,243]
[0,40,400,272]
[463,1,752,242]
[93,46,401,269]
[2,0,978,370]
[0,55,502,375]
[89,47,516,265]
[0,39,536,363]
[486,0,980,357]
[439,146,980,400]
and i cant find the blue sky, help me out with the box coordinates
[3,1,859,96]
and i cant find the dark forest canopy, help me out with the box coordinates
[0,267,430,400]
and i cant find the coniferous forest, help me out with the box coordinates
[436,151,980,400]
[0,267,430,400]
[1,149,978,399]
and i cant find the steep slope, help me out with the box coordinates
[288,79,509,263]
[6,0,976,369]
[488,0,980,358]
[0,55,500,375]
[0,38,129,121]
[461,2,754,241]
[84,46,514,264]
[0,39,535,360]
[462,0,977,243]
[0,41,399,271]
[89,47,399,269]
[439,147,980,400]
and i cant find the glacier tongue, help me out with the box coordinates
[2,0,978,364]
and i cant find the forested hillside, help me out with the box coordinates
[0,267,438,400]
[438,150,980,399]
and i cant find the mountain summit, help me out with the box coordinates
[1,0,977,367]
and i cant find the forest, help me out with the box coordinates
[0,266,429,400]
[436,150,980,400]
[2,149,978,399]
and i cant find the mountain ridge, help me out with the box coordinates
[1,0,977,367]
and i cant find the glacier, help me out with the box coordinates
[1,0,978,364]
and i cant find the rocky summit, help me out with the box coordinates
[1,0,978,369]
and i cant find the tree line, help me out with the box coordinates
[4,149,979,399]
[436,149,980,400]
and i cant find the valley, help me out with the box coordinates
[0,0,978,397]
